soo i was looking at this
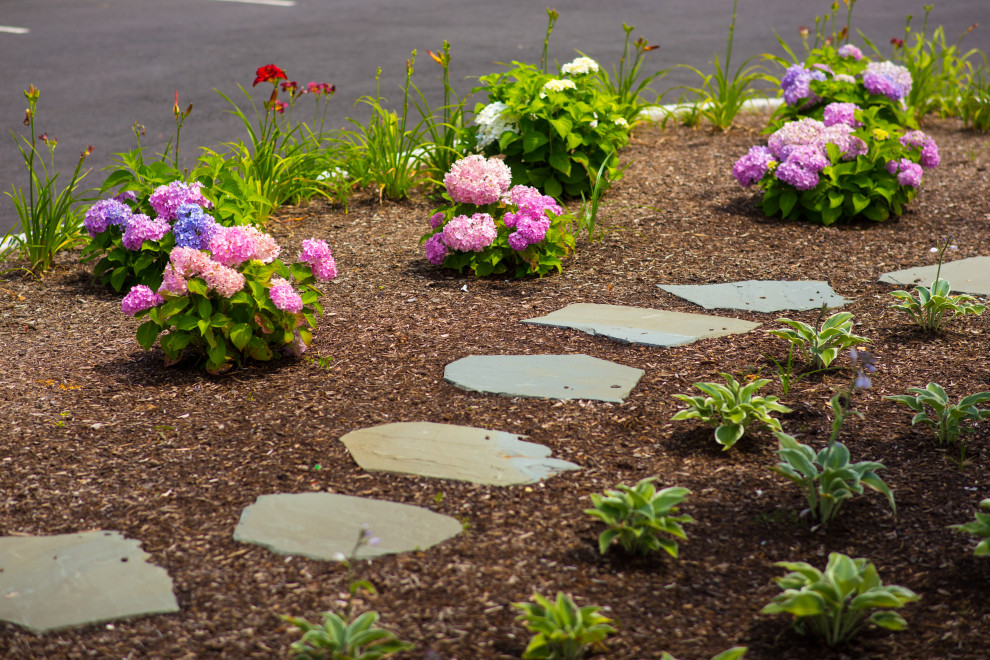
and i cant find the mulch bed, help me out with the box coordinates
[1,112,989,659]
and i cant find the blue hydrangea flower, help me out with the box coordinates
[172,203,218,249]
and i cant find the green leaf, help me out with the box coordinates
[779,191,798,217]
[229,323,252,351]
[548,153,572,177]
[136,321,161,350]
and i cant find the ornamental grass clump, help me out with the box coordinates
[420,155,575,277]
[82,181,216,291]
[122,230,336,374]
[734,102,939,224]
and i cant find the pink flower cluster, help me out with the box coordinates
[121,285,164,317]
[160,246,246,298]
[886,159,923,187]
[121,213,170,250]
[269,276,303,313]
[208,226,281,268]
[503,185,560,250]
[299,239,337,281]
[444,155,511,205]
[148,181,213,222]
[899,130,940,169]
[442,213,498,252]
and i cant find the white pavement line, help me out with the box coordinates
[210,0,296,6]
[0,26,30,34]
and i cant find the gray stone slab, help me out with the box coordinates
[233,493,462,561]
[521,303,760,347]
[658,280,851,312]
[444,354,643,403]
[877,257,990,295]
[340,422,580,485]
[0,531,179,634]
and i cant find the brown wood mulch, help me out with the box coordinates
[1,112,989,659]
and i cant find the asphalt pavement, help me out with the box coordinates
[2,0,988,235]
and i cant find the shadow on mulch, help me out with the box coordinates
[659,425,772,458]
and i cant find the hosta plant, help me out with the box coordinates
[661,649,747,660]
[282,611,412,660]
[771,429,895,527]
[734,103,940,225]
[513,591,616,660]
[671,373,792,450]
[768,311,870,369]
[583,477,693,556]
[889,242,986,332]
[886,382,990,467]
[473,53,630,198]
[123,232,336,374]
[762,552,920,647]
[950,498,990,557]
[419,155,575,277]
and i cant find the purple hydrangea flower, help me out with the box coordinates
[442,213,497,252]
[837,44,864,60]
[775,161,821,190]
[121,284,164,316]
[424,233,449,265]
[862,61,912,101]
[823,102,861,128]
[899,131,940,168]
[732,146,774,187]
[148,181,213,222]
[781,64,827,107]
[429,212,445,229]
[171,203,218,250]
[121,213,170,250]
[84,198,132,237]
[920,141,940,169]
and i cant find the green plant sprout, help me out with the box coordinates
[513,591,616,660]
[950,498,990,556]
[889,239,986,332]
[584,477,693,556]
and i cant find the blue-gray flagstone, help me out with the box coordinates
[877,256,990,296]
[444,354,643,403]
[521,303,759,347]
[340,422,580,485]
[0,531,179,634]
[234,493,462,561]
[658,280,850,312]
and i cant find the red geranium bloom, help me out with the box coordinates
[253,64,287,87]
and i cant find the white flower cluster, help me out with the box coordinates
[474,101,519,150]
[539,78,577,98]
[561,56,599,76]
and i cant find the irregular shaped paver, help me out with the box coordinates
[0,531,179,634]
[658,280,850,312]
[878,257,990,296]
[444,354,643,403]
[521,303,759,347]
[234,493,462,561]
[340,422,580,485]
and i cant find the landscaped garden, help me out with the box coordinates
[1,2,989,658]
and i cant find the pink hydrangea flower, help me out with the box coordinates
[299,238,337,281]
[442,213,497,252]
[424,233,449,265]
[200,260,246,298]
[122,285,164,316]
[121,213,170,250]
[444,155,511,205]
[148,181,213,222]
[208,226,257,267]
[269,276,303,313]
[159,263,188,295]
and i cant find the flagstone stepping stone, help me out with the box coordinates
[658,280,850,312]
[0,531,179,634]
[877,257,990,296]
[340,422,580,485]
[444,354,643,403]
[521,303,759,347]
[233,493,462,561]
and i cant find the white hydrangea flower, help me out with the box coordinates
[474,101,519,150]
[539,78,577,98]
[614,117,628,127]
[562,56,599,76]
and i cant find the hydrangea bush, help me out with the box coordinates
[122,230,337,374]
[419,155,576,277]
[81,181,218,291]
[769,42,915,130]
[734,102,939,224]
[472,56,631,198]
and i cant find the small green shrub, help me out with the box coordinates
[762,552,919,647]
[950,498,990,557]
[513,591,616,660]
[584,477,693,556]
[282,611,412,660]
[769,311,870,370]
[886,382,990,466]
[771,429,895,527]
[671,373,791,449]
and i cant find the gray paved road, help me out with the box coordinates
[2,0,988,235]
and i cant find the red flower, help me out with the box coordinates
[307,82,336,96]
[890,37,904,48]
[270,99,288,114]
[253,64,287,87]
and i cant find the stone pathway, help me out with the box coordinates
[444,354,644,403]
[658,280,850,312]
[341,422,579,485]
[0,531,178,634]
[233,493,463,561]
[878,256,990,295]
[521,303,759,347]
